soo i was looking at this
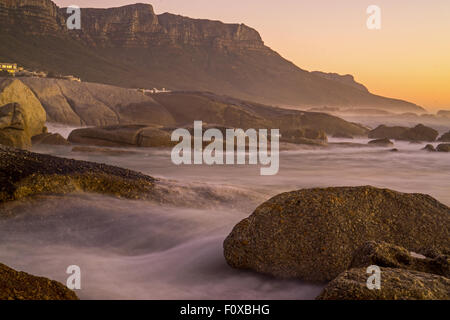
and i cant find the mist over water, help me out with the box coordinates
[0,127,449,299]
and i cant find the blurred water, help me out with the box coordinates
[0,131,449,299]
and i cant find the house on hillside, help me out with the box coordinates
[0,63,19,75]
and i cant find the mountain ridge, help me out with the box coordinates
[0,0,424,113]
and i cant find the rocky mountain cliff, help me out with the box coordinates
[0,0,424,112]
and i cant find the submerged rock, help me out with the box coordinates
[0,262,78,300]
[223,186,450,282]
[316,267,450,300]
[436,143,450,152]
[368,138,394,147]
[422,144,436,152]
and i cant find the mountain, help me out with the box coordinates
[0,0,424,113]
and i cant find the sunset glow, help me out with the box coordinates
[54,0,450,111]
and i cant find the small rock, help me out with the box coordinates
[368,138,393,146]
[422,144,436,152]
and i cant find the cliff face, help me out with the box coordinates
[0,0,65,34]
[0,0,424,112]
[67,5,266,50]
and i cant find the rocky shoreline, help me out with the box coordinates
[223,186,450,299]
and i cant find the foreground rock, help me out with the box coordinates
[0,262,78,300]
[0,145,159,204]
[436,143,450,152]
[316,267,450,300]
[438,130,450,142]
[68,125,176,148]
[223,186,450,282]
[351,241,449,277]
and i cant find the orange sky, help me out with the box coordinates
[55,0,450,111]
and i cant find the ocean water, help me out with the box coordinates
[0,132,449,299]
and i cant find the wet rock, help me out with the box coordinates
[223,186,450,282]
[437,130,450,142]
[422,144,436,152]
[32,132,70,146]
[68,125,176,148]
[368,125,408,140]
[368,138,394,147]
[399,124,439,142]
[316,267,450,300]
[0,145,159,205]
[436,143,450,152]
[0,262,78,300]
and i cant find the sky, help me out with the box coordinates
[54,0,450,111]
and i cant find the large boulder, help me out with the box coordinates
[0,262,78,300]
[368,125,408,140]
[438,131,450,142]
[399,124,439,142]
[0,103,32,149]
[223,186,450,282]
[68,125,175,148]
[21,78,175,127]
[0,79,46,137]
[316,267,450,300]
[0,79,46,149]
